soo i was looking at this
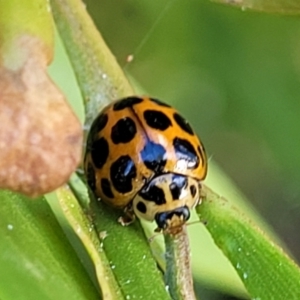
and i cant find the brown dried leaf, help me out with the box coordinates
[0,36,83,197]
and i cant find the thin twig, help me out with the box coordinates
[164,225,197,300]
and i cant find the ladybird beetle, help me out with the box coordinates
[84,96,207,233]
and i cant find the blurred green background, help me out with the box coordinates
[86,0,300,255]
[52,0,300,298]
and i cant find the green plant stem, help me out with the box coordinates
[50,0,134,127]
[164,226,197,300]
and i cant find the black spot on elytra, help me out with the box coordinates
[111,117,137,144]
[110,155,137,193]
[144,110,172,131]
[150,98,171,107]
[169,175,187,200]
[136,201,147,214]
[92,113,108,133]
[87,113,108,149]
[190,185,197,198]
[101,178,114,199]
[140,141,166,173]
[173,113,194,135]
[173,137,199,169]
[113,97,143,111]
[86,162,96,192]
[91,137,109,169]
[139,184,166,205]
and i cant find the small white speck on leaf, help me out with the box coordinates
[99,231,108,240]
[126,54,134,63]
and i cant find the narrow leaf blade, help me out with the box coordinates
[196,186,300,300]
[0,190,99,300]
[68,174,171,300]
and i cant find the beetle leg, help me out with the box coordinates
[118,205,136,226]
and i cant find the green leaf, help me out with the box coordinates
[196,185,300,300]
[210,0,300,14]
[51,182,122,300]
[0,190,99,300]
[67,174,171,300]
[188,162,281,297]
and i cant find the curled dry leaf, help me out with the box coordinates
[0,36,83,197]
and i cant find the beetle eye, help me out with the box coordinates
[181,206,190,221]
[155,206,190,229]
[155,212,168,229]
